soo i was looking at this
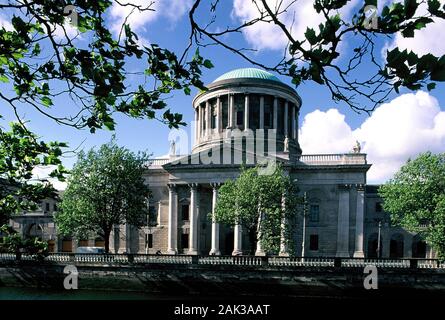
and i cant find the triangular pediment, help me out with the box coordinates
[163,142,288,169]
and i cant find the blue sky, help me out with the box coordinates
[1,0,444,187]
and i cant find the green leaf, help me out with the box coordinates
[203,59,214,69]
[431,68,445,81]
[41,96,53,107]
[428,0,441,13]
[305,28,318,45]
[404,0,418,19]
[103,121,115,131]
[427,82,436,91]
[0,75,9,83]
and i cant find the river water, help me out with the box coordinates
[0,286,173,300]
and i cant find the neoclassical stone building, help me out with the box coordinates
[106,68,431,258]
[9,68,432,258]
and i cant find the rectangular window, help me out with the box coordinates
[182,204,189,221]
[45,203,50,212]
[375,202,383,213]
[181,233,189,250]
[148,205,157,226]
[236,110,243,126]
[147,234,153,248]
[53,203,57,211]
[309,204,319,222]
[309,235,319,251]
[249,94,260,130]
[277,99,285,135]
[264,96,273,128]
[79,240,89,247]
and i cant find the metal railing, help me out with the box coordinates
[2,253,445,270]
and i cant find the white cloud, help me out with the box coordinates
[109,0,192,36]
[299,109,355,154]
[299,91,445,183]
[385,0,445,57]
[0,15,13,31]
[231,0,359,51]
[32,166,67,191]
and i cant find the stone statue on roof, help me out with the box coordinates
[284,136,289,152]
[169,140,176,157]
[352,140,361,153]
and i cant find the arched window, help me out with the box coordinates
[389,233,404,258]
[412,235,427,258]
[26,223,43,240]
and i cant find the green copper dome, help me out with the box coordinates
[214,68,281,83]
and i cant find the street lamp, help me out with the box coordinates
[376,219,382,259]
[145,198,150,254]
[302,192,308,261]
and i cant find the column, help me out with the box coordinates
[284,101,289,137]
[273,97,278,130]
[353,185,365,258]
[217,96,222,133]
[336,184,350,257]
[232,224,243,255]
[279,194,289,256]
[157,201,162,226]
[72,238,79,253]
[198,105,203,140]
[291,105,296,139]
[229,94,235,128]
[188,183,199,255]
[53,235,59,253]
[206,100,211,136]
[244,94,249,131]
[118,224,128,253]
[210,183,221,255]
[259,96,264,129]
[167,184,178,254]
[194,107,198,143]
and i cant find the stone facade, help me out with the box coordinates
[8,68,433,258]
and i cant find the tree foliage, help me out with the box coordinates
[0,1,214,225]
[214,165,300,254]
[0,0,213,131]
[0,122,67,225]
[190,0,445,112]
[55,139,151,252]
[0,225,48,259]
[379,152,445,259]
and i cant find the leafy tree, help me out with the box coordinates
[0,1,212,227]
[0,122,67,226]
[379,152,445,259]
[0,225,48,260]
[214,165,300,254]
[190,0,445,112]
[55,139,151,253]
[0,0,212,131]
